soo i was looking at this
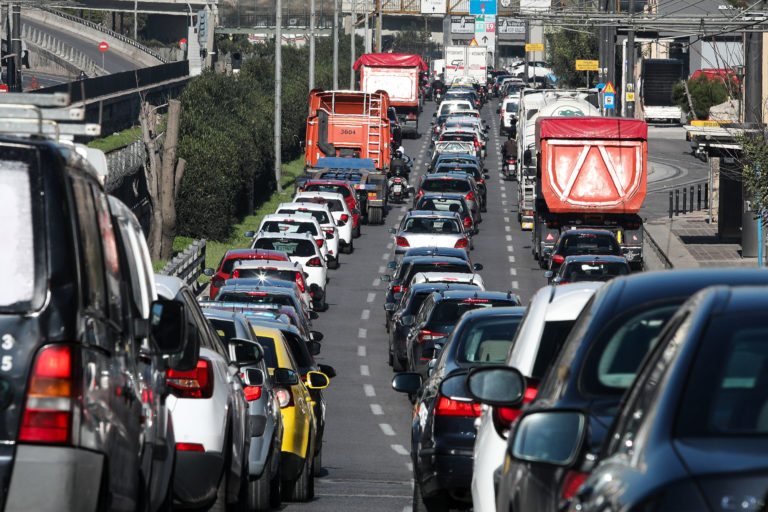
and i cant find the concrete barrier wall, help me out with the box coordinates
[23,23,104,76]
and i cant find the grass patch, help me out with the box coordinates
[163,157,305,282]
[88,126,143,153]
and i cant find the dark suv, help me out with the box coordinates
[0,138,185,510]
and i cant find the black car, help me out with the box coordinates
[545,254,630,285]
[387,282,477,372]
[431,163,488,210]
[0,137,186,511]
[393,307,527,511]
[547,229,622,272]
[405,290,520,377]
[415,173,482,220]
[474,268,768,512]
[414,193,477,235]
[570,284,768,512]
[381,255,483,327]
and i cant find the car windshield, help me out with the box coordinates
[677,312,768,436]
[262,220,318,236]
[563,261,630,282]
[458,316,524,364]
[417,198,467,215]
[403,217,461,234]
[505,102,519,113]
[0,157,36,311]
[278,208,330,224]
[561,233,621,256]
[234,268,299,283]
[254,238,317,257]
[304,184,350,198]
[581,305,678,396]
[422,178,471,194]
[217,292,294,307]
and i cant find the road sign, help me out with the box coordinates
[525,43,544,52]
[626,92,635,102]
[98,41,109,52]
[604,93,615,109]
[469,37,478,46]
[603,81,616,94]
[575,59,599,71]
[470,0,497,15]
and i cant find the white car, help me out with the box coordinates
[274,202,340,269]
[470,282,603,512]
[498,96,520,134]
[409,271,485,289]
[155,274,251,510]
[255,213,331,267]
[230,258,313,313]
[436,99,474,118]
[250,231,329,311]
[293,191,355,254]
[390,210,472,255]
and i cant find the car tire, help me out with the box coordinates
[343,240,354,254]
[413,480,448,512]
[313,448,323,477]
[392,355,406,372]
[353,224,361,238]
[249,453,274,512]
[329,257,339,270]
[285,454,314,502]
[210,461,229,512]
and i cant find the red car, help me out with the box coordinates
[299,179,361,237]
[204,248,289,299]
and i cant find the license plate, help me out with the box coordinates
[393,185,402,192]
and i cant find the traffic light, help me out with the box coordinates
[197,10,208,44]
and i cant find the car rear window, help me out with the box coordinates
[404,217,461,234]
[422,178,471,194]
[262,220,318,236]
[235,268,298,283]
[283,334,313,370]
[0,158,36,311]
[458,315,524,364]
[417,198,466,215]
[561,234,621,256]
[430,298,517,325]
[441,134,475,143]
[296,197,343,212]
[563,261,630,282]
[407,263,470,283]
[305,184,351,198]
[278,208,330,225]
[254,238,317,257]
[505,102,519,112]
[217,292,293,307]
[531,320,577,380]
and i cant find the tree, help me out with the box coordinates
[672,75,735,121]
[739,130,768,227]
[548,28,598,87]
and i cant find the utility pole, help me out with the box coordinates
[364,0,369,54]
[134,0,138,39]
[626,0,635,118]
[333,0,339,89]
[309,0,316,90]
[274,0,283,193]
[9,3,20,92]
[376,0,382,52]
[350,0,356,89]
[745,25,762,124]
[524,18,529,87]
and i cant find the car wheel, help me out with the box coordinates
[353,224,361,238]
[210,461,229,512]
[313,447,323,477]
[285,454,314,502]
[343,240,354,254]
[249,453,273,512]
[538,257,548,269]
[392,355,406,373]
[413,480,448,512]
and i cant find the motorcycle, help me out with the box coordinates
[502,155,518,181]
[387,160,412,203]
[433,90,443,103]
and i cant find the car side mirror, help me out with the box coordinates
[310,330,324,342]
[307,340,322,356]
[432,112,437,117]
[244,230,255,238]
[387,261,398,269]
[510,410,587,467]
[384,303,396,312]
[305,370,330,390]
[319,363,337,378]
[273,367,299,386]
[544,271,553,279]
[228,337,264,365]
[473,263,483,271]
[203,268,215,277]
[388,227,396,234]
[241,368,265,387]
[392,372,422,394]
[380,274,391,282]
[466,365,526,405]
[310,311,320,320]
[149,299,186,355]
[401,314,414,327]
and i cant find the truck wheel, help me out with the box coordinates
[369,207,383,225]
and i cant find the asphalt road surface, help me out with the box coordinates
[273,96,704,511]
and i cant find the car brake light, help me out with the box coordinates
[316,238,324,247]
[244,386,263,401]
[417,189,424,197]
[232,270,240,278]
[454,238,468,249]
[248,292,267,296]
[463,298,489,303]
[166,359,214,399]
[307,257,322,267]
[19,344,76,444]
[463,216,472,228]
[561,470,589,501]
[176,442,205,452]
[295,272,306,293]
[435,396,482,417]
[392,285,401,292]
[275,388,294,408]
[466,191,475,202]
[492,385,538,436]
[552,254,565,265]
[418,329,446,344]
[396,236,410,247]
[340,214,349,224]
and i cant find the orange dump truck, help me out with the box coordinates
[533,116,648,269]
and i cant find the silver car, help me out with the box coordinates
[390,210,472,255]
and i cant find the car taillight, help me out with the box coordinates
[492,385,538,436]
[166,359,214,399]
[275,388,294,408]
[417,189,424,198]
[418,329,446,344]
[316,238,324,247]
[396,236,410,247]
[435,396,482,417]
[392,285,401,292]
[466,191,475,202]
[340,214,349,224]
[463,216,472,228]
[474,141,480,149]
[552,254,565,264]
[454,238,468,249]
[19,344,76,444]
[176,442,205,452]
[295,272,306,293]
[307,257,322,267]
[561,470,589,501]
[244,386,263,401]
[232,270,240,278]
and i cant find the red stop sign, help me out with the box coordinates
[98,42,109,52]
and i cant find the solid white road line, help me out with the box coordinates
[364,384,376,397]
[358,345,367,357]
[370,403,384,415]
[379,423,396,436]
[391,444,409,456]
[358,328,368,339]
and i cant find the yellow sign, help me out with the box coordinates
[602,81,616,94]
[626,92,635,102]
[469,37,478,47]
[525,43,544,52]
[575,60,599,71]
[690,120,722,127]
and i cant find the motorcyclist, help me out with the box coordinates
[389,147,411,180]
[501,136,517,162]
[431,77,445,102]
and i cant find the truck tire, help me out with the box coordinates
[369,207,383,225]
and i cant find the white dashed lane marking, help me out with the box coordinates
[507,245,514,252]
[357,345,367,357]
[391,444,409,456]
[361,309,370,320]
[510,268,517,276]
[505,235,512,242]
[382,252,391,260]
[360,365,370,376]
[367,292,376,302]
[364,384,376,397]
[370,403,384,415]
[358,328,367,339]
[512,280,519,289]
[508,255,516,263]
[379,423,396,436]
[372,278,381,287]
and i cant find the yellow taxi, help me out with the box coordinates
[249,324,328,502]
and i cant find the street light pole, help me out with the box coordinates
[333,0,339,89]
[309,0,316,90]
[626,0,635,118]
[350,0,356,89]
[275,0,283,193]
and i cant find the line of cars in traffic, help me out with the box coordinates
[383,85,768,512]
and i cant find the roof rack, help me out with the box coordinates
[0,92,100,140]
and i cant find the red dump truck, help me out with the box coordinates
[532,116,647,269]
[303,89,392,223]
[353,53,428,136]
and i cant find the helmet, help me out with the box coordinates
[394,150,402,159]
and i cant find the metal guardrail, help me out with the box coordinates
[668,181,709,219]
[41,7,169,64]
[159,239,207,295]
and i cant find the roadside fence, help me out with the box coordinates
[159,239,207,296]
[668,182,709,219]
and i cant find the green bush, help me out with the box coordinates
[672,75,737,121]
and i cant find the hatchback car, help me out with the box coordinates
[391,210,472,255]
[254,213,335,268]
[230,259,312,312]
[298,179,362,237]
[293,190,355,254]
[414,193,477,235]
[205,249,290,300]
[546,229,622,272]
[215,280,312,325]
[545,254,630,285]
[415,173,481,219]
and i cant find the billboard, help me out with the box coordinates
[451,15,475,33]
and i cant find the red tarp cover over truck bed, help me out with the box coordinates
[536,116,648,214]
[353,53,428,71]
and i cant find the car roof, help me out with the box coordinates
[403,247,470,260]
[458,305,527,320]
[406,256,471,265]
[408,282,477,294]
[294,190,345,200]
[278,201,332,212]
[223,248,290,260]
[255,231,315,241]
[406,209,461,219]
[563,255,628,264]
[425,173,473,181]
[218,281,297,294]
[559,229,616,237]
[232,259,301,269]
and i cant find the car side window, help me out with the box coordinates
[71,177,107,316]
[93,190,123,324]
[416,295,434,326]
